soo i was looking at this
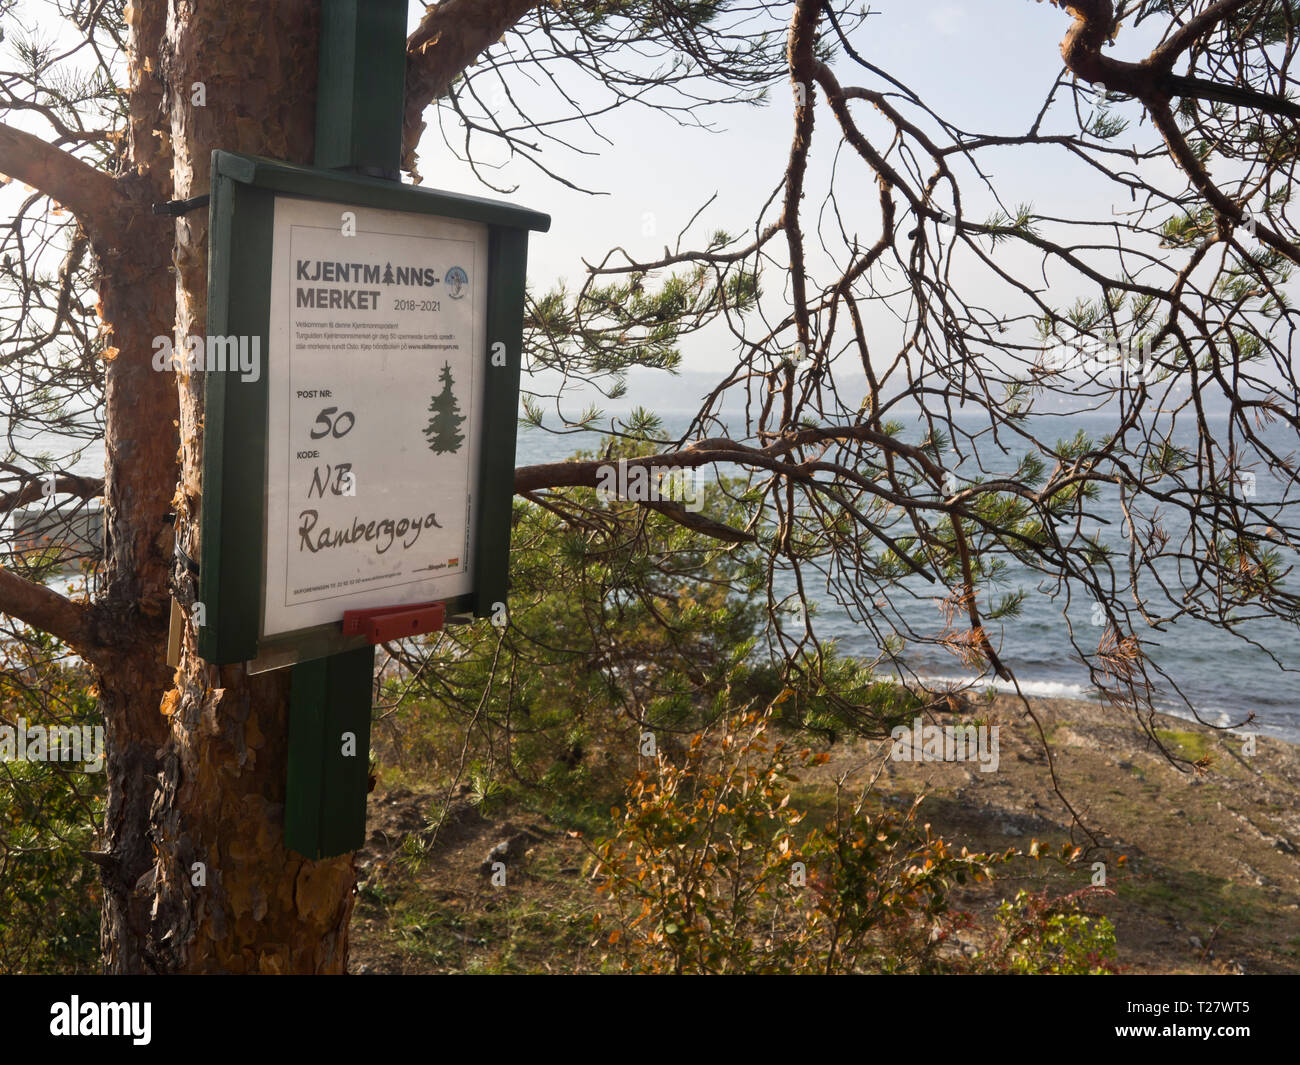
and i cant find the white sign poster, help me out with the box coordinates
[262,196,488,638]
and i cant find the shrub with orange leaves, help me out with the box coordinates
[975,887,1120,974]
[591,705,1005,974]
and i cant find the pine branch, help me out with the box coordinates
[0,566,99,660]
[1166,73,1300,121]
[402,0,541,177]
[0,121,122,246]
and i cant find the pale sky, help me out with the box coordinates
[0,0,1255,420]
[409,0,1198,405]
[414,7,1137,263]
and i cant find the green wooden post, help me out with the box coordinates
[286,645,376,859]
[285,0,409,860]
[314,0,408,179]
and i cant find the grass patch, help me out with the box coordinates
[1154,729,1212,763]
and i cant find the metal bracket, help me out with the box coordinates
[152,194,211,217]
[174,541,200,578]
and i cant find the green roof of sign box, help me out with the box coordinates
[213,150,552,234]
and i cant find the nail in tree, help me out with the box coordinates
[425,361,465,454]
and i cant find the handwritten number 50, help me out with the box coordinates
[309,407,356,440]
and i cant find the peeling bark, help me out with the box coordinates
[96,0,357,974]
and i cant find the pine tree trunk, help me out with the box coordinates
[97,0,357,974]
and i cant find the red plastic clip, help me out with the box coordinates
[341,601,446,644]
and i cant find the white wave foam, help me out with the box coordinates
[906,673,1094,701]
[907,675,1300,742]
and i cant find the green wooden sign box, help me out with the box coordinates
[198,149,549,670]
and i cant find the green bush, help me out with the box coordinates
[0,632,104,973]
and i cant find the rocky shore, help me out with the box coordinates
[852,693,1300,973]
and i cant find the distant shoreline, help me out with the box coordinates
[915,680,1300,747]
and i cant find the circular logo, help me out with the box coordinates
[444,266,468,300]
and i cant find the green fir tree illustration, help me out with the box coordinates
[424,361,465,455]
